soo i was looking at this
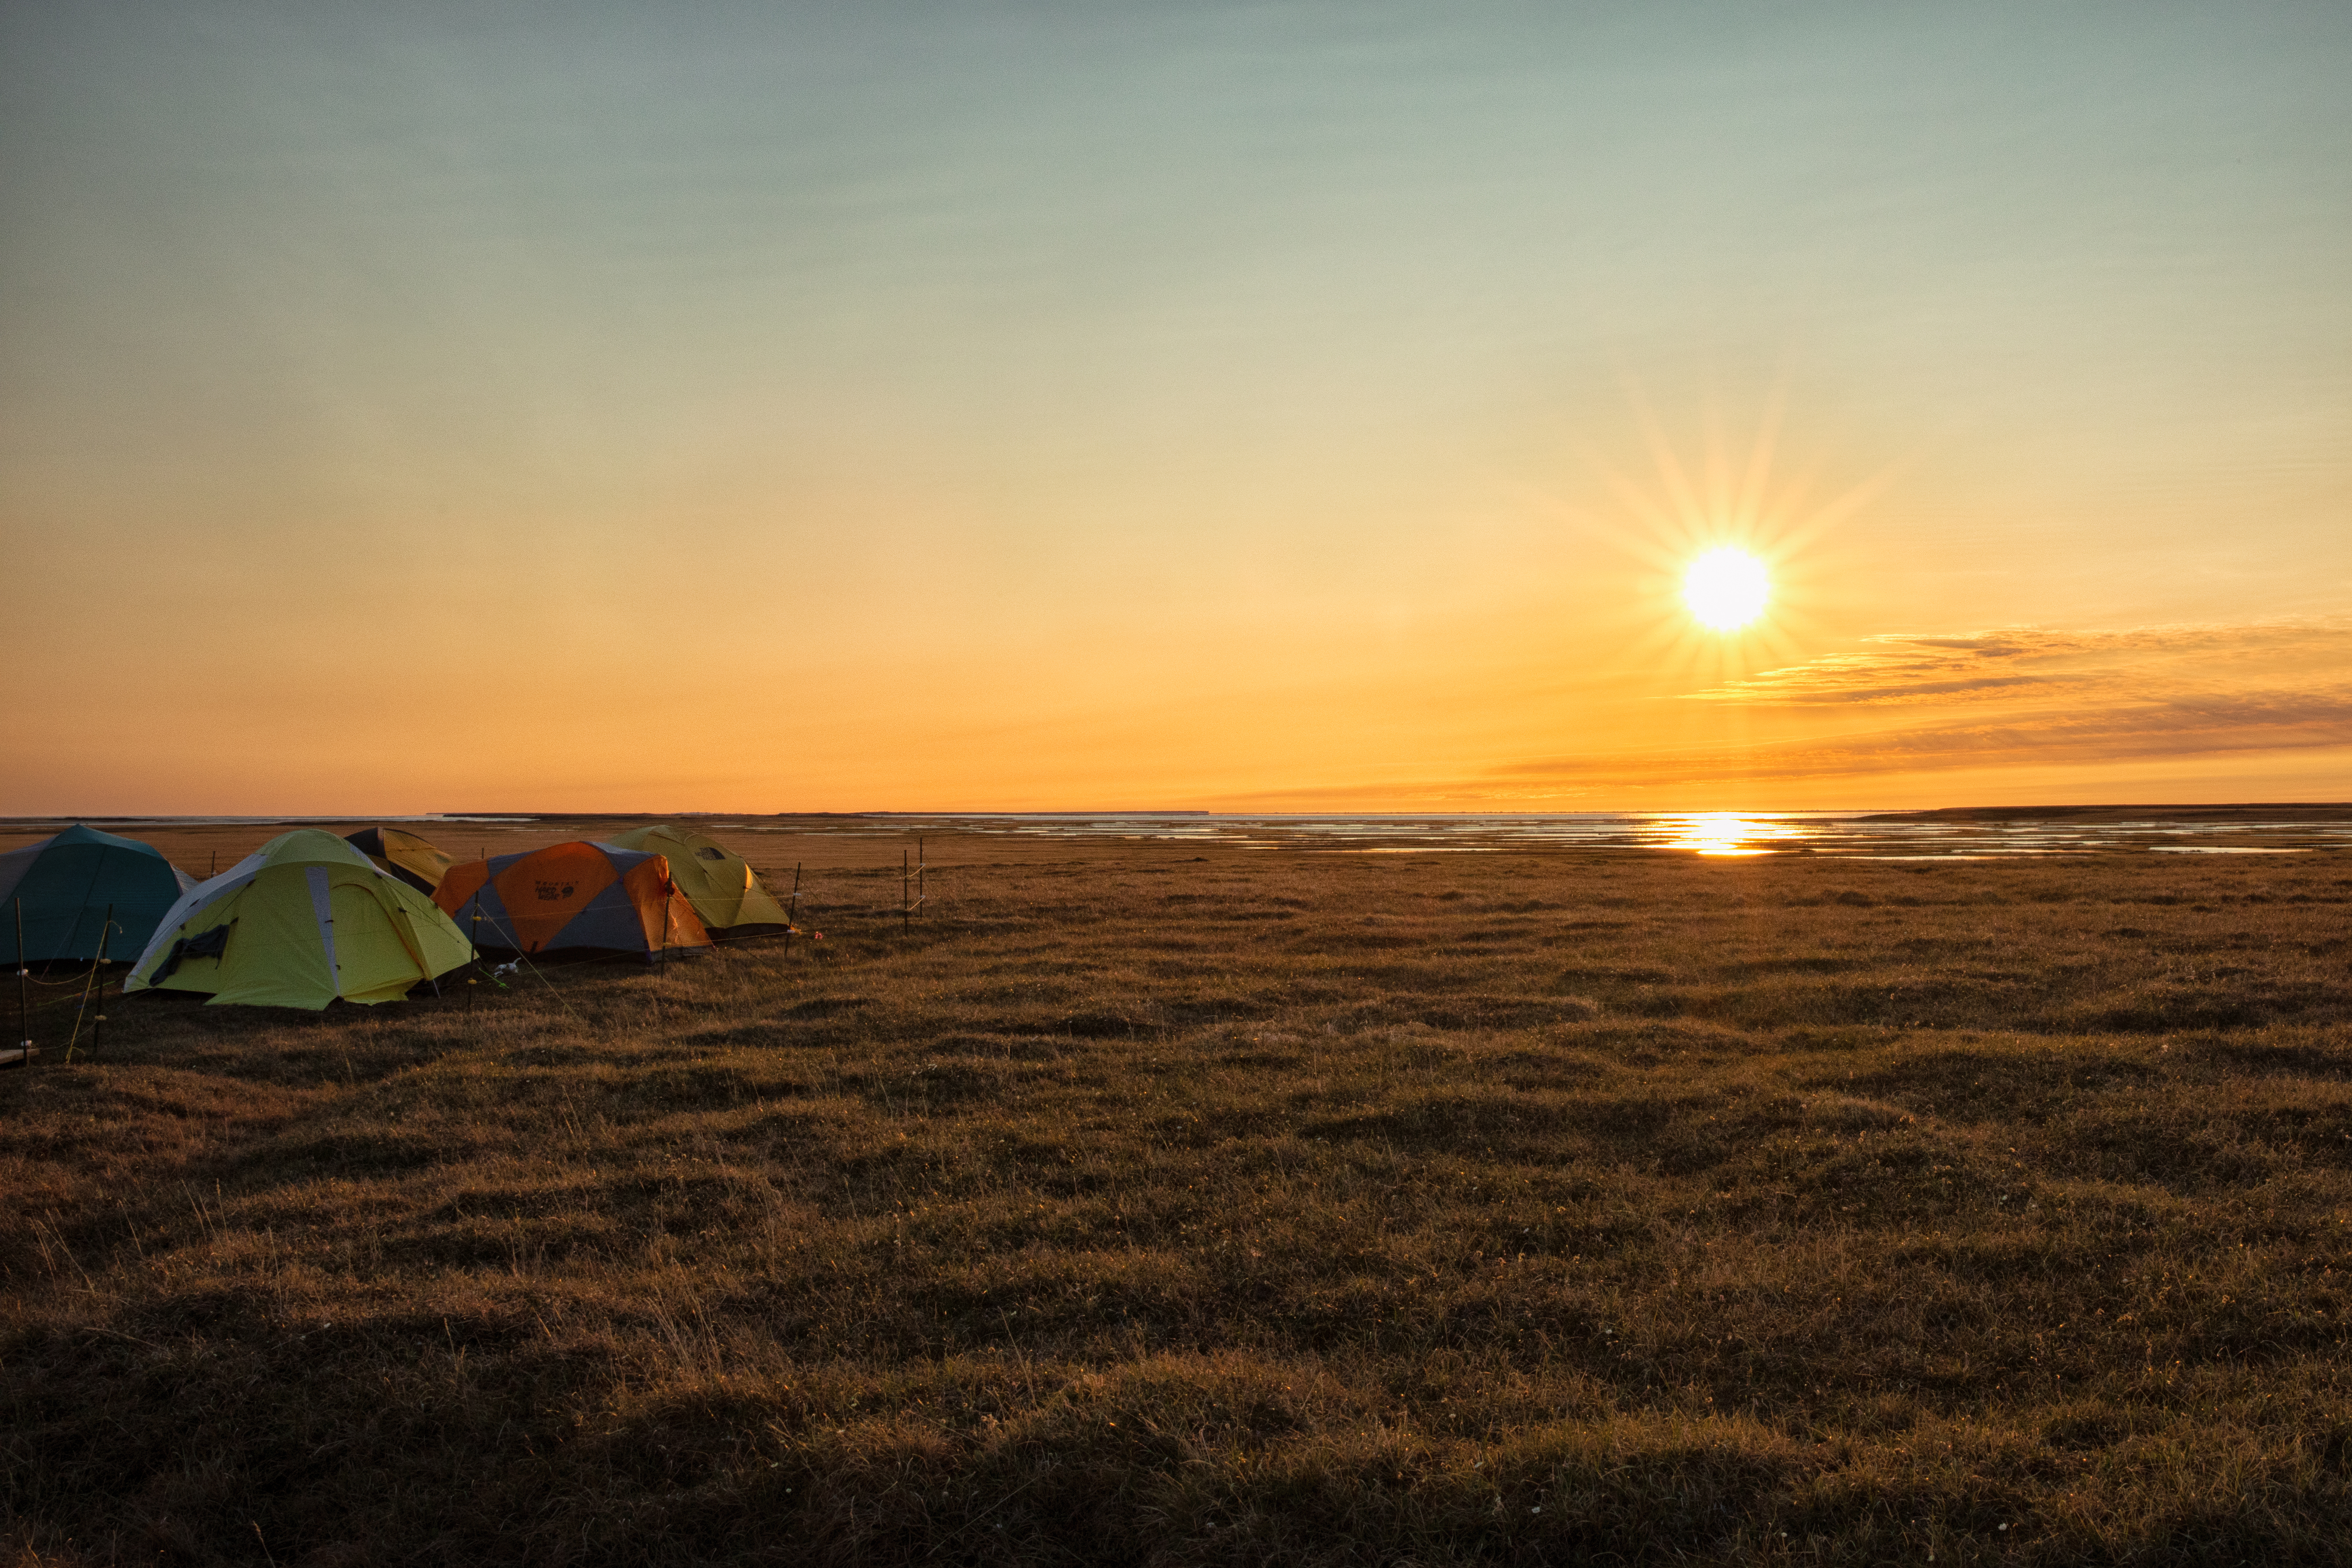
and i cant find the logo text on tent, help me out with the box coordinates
[534,882,577,901]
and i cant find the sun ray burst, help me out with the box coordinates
[1536,379,1905,698]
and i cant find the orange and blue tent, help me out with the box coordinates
[433,842,709,960]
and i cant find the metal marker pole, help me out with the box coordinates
[14,899,28,1066]
[465,888,484,1022]
[902,850,910,935]
[92,904,110,1054]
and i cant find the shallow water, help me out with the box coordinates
[15,809,2346,860]
[719,809,2352,858]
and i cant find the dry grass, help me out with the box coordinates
[4,844,2351,1565]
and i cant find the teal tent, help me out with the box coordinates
[0,824,197,963]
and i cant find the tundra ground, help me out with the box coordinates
[4,842,2350,1564]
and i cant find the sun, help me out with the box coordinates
[1682,547,1769,631]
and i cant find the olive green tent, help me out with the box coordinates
[603,824,791,934]
[125,830,473,1009]
[344,826,456,895]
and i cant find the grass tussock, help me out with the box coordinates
[4,848,2352,1564]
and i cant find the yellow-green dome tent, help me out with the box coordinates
[125,830,474,1009]
[603,824,791,935]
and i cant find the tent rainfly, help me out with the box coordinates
[602,824,791,935]
[433,841,710,960]
[125,830,474,1009]
[0,824,197,963]
[345,826,457,895]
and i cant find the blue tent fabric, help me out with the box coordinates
[0,824,197,963]
[435,841,710,960]
[473,871,650,953]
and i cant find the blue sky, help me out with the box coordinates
[4,2,2348,810]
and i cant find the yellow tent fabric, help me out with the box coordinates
[125,830,475,1009]
[603,824,791,933]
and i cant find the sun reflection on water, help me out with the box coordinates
[1653,813,1813,856]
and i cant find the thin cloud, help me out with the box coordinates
[1678,618,2352,708]
[1215,616,2352,803]
[1503,684,2352,786]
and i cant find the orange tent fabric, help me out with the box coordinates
[433,841,710,958]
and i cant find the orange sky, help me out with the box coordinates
[4,4,2348,814]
